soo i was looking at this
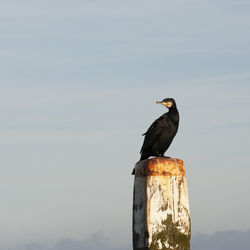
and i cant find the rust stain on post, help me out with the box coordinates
[133,157,185,176]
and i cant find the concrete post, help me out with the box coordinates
[132,157,191,250]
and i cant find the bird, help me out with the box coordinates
[139,98,179,161]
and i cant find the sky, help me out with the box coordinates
[0,0,250,249]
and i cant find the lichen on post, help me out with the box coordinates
[132,157,191,250]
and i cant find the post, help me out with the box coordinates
[132,157,191,250]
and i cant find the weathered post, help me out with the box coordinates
[132,157,191,250]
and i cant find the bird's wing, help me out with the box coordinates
[142,113,168,136]
[140,114,168,153]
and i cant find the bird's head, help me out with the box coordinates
[156,98,176,109]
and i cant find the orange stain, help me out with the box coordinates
[134,157,185,176]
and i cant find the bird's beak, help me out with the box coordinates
[156,101,172,108]
[156,101,166,106]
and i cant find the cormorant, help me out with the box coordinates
[140,98,179,161]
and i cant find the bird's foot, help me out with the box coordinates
[162,155,170,158]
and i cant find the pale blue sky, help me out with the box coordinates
[0,0,250,249]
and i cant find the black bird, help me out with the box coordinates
[140,98,179,161]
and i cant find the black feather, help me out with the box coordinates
[140,98,179,161]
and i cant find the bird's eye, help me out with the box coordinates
[166,102,172,107]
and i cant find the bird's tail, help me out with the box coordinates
[132,154,147,175]
[140,152,149,161]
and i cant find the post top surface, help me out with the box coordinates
[133,157,185,176]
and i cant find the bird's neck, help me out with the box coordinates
[168,108,179,125]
